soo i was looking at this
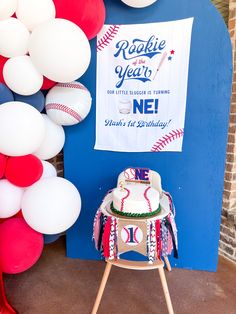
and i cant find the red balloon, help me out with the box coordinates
[0,153,7,179]
[53,0,106,40]
[5,155,43,187]
[0,210,24,223]
[0,218,44,274]
[14,210,23,218]
[0,56,8,84]
[41,76,57,90]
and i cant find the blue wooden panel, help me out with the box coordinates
[64,0,232,271]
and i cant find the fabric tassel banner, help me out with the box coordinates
[93,191,178,263]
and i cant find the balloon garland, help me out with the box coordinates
[0,0,158,287]
[0,0,161,311]
[0,0,94,276]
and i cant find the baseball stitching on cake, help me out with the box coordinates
[120,188,130,212]
[144,187,152,212]
[56,82,88,91]
[151,128,184,152]
[97,25,120,52]
[45,103,83,122]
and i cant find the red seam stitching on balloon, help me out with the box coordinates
[45,103,83,122]
[150,129,184,152]
[56,83,88,91]
[97,25,120,51]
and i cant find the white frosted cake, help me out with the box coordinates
[111,184,160,218]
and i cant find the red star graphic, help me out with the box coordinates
[170,50,175,55]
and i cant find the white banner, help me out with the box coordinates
[95,18,193,152]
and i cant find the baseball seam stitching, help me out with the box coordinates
[56,83,88,91]
[97,25,120,52]
[151,128,184,152]
[46,103,83,122]
[144,186,152,212]
[120,188,130,212]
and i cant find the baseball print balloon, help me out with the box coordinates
[121,224,143,246]
[45,81,92,126]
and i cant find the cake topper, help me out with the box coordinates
[124,167,151,184]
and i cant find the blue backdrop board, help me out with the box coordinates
[64,0,232,271]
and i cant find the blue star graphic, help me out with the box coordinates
[168,56,172,61]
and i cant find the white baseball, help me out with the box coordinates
[45,81,92,126]
[121,225,143,246]
[124,168,136,180]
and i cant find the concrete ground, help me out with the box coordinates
[4,237,236,314]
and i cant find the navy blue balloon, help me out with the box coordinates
[0,83,14,104]
[43,234,61,244]
[13,91,45,112]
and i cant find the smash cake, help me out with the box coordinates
[111,183,161,218]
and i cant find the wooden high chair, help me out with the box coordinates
[92,257,174,314]
[92,232,174,314]
[92,168,175,313]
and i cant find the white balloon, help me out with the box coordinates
[0,0,17,20]
[34,114,65,160]
[22,177,81,234]
[3,56,43,96]
[0,18,30,57]
[29,18,91,82]
[41,160,57,178]
[45,81,92,126]
[0,179,24,218]
[16,0,56,32]
[0,101,46,156]
[121,0,157,8]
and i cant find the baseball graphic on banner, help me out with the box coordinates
[45,81,92,126]
[121,224,143,246]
